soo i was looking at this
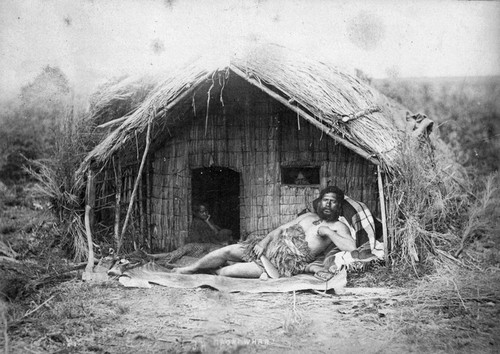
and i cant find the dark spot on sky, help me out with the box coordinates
[347,11,385,51]
[64,16,72,26]
[164,0,176,9]
[151,39,165,55]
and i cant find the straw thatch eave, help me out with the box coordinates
[76,60,216,176]
[77,43,414,178]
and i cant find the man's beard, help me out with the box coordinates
[317,206,340,222]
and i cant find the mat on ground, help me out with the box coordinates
[118,262,347,293]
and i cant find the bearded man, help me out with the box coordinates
[174,186,355,278]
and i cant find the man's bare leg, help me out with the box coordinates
[216,262,264,278]
[174,244,246,274]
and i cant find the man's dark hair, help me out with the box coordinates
[192,202,207,214]
[318,186,345,202]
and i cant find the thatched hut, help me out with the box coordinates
[77,43,432,255]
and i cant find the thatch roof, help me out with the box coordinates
[78,43,416,176]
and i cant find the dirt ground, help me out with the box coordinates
[4,266,498,354]
[7,279,415,354]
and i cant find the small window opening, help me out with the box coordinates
[281,166,320,186]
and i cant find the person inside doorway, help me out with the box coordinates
[187,202,233,245]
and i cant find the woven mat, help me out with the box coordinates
[119,262,346,293]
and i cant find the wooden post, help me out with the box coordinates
[84,169,96,274]
[113,157,122,251]
[118,122,152,253]
[138,173,145,249]
[145,157,152,250]
[377,165,389,265]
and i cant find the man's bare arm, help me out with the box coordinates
[205,215,221,233]
[318,222,356,252]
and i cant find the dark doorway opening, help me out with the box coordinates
[191,167,240,241]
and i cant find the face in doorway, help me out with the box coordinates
[316,192,341,222]
[193,204,210,221]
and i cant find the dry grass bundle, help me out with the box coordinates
[386,129,499,269]
[26,160,88,261]
[26,112,96,261]
[27,160,79,218]
[386,137,469,269]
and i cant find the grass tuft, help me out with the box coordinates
[24,112,96,262]
[282,291,310,336]
[384,137,499,273]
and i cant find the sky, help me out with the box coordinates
[0,0,499,100]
